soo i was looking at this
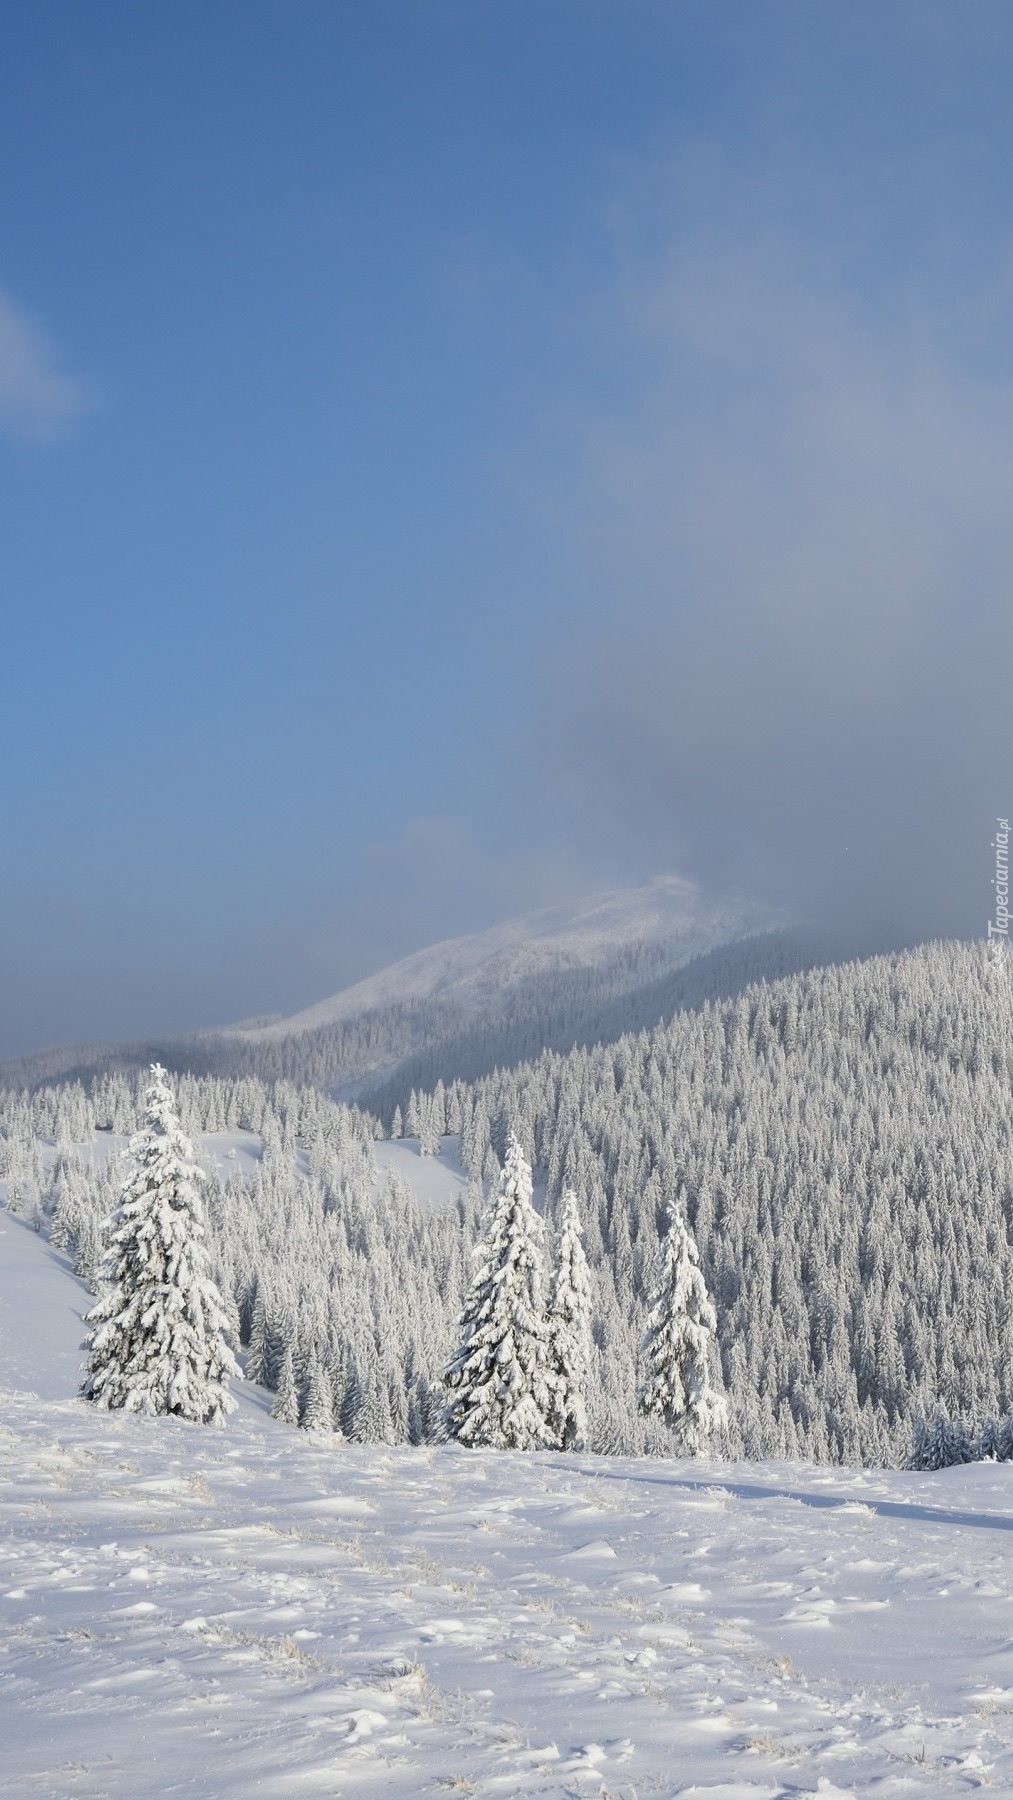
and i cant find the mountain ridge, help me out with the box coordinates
[0,875,791,1094]
[223,874,789,1042]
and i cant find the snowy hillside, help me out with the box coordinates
[230,876,786,1041]
[211,875,793,1103]
[9,937,1013,1469]
[6,1212,1013,1796]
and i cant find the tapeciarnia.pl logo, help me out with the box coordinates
[989,818,1010,942]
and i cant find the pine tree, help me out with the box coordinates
[908,1406,975,1471]
[271,1344,300,1425]
[80,1065,240,1423]
[638,1199,726,1455]
[358,1367,395,1443]
[73,1210,103,1289]
[444,1134,557,1449]
[340,1351,364,1439]
[300,1356,336,1432]
[246,1284,271,1385]
[419,1094,441,1158]
[546,1186,592,1450]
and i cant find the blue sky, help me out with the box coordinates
[4,4,1013,1053]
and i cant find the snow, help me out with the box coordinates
[6,1219,1013,1792]
[36,1129,268,1184]
[228,875,788,1040]
[375,1135,470,1207]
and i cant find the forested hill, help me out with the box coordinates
[426,935,1013,1462]
[352,922,867,1119]
[3,937,1012,1467]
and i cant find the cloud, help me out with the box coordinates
[0,287,94,439]
[542,159,1013,944]
[359,815,592,949]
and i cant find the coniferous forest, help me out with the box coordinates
[5,936,1013,1469]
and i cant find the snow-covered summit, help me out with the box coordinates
[229,875,787,1041]
[0,875,793,1100]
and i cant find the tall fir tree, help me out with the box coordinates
[908,1407,975,1471]
[638,1198,726,1454]
[546,1186,592,1450]
[444,1133,557,1449]
[81,1064,240,1423]
[300,1356,335,1433]
[271,1344,300,1425]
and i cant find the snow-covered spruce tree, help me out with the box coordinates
[977,1414,1013,1462]
[300,1357,336,1433]
[73,1210,103,1289]
[271,1345,300,1425]
[444,1133,557,1450]
[546,1186,592,1451]
[907,1407,975,1472]
[81,1064,240,1423]
[638,1198,726,1455]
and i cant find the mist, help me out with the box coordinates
[5,6,1013,1058]
[541,157,1013,949]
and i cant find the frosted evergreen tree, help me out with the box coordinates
[546,1186,592,1450]
[340,1352,364,1439]
[300,1356,335,1433]
[271,1345,300,1425]
[444,1133,557,1449]
[358,1367,395,1442]
[73,1210,103,1289]
[246,1285,271,1385]
[80,1064,240,1423]
[418,1092,442,1157]
[978,1414,1013,1462]
[638,1198,726,1454]
[908,1407,975,1471]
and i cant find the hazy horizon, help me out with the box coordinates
[5,4,1012,1057]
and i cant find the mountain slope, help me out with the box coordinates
[0,875,793,1098]
[228,875,787,1041]
[198,875,792,1103]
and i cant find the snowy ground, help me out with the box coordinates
[375,1135,470,1206]
[37,1129,470,1209]
[3,1220,1013,1796]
